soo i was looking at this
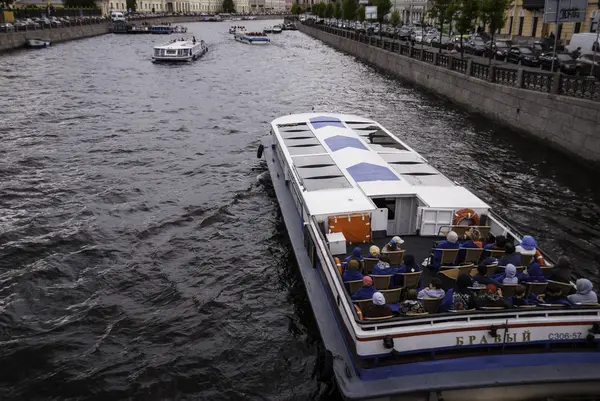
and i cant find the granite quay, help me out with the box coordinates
[299,22,600,169]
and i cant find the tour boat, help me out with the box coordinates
[173,25,187,33]
[257,113,600,401]
[26,38,51,48]
[151,25,173,34]
[229,25,246,34]
[234,30,270,45]
[263,26,273,33]
[272,24,282,33]
[152,38,208,62]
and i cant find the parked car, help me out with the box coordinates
[431,35,451,49]
[506,46,540,66]
[575,54,600,78]
[397,26,413,40]
[539,52,577,74]
[465,38,486,56]
[485,40,512,60]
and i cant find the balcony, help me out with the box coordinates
[523,0,545,10]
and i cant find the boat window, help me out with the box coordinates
[292,154,335,167]
[303,226,317,268]
[287,144,327,156]
[283,137,321,147]
[297,165,344,179]
[302,176,352,191]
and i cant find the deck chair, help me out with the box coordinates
[449,308,476,313]
[345,280,364,295]
[517,305,537,309]
[381,288,402,304]
[477,226,491,240]
[479,306,506,310]
[405,312,429,316]
[422,297,442,314]
[362,258,379,275]
[438,268,459,291]
[451,225,471,238]
[525,282,548,297]
[355,298,373,310]
[364,315,394,320]
[386,250,405,266]
[396,271,422,289]
[372,275,392,290]
[515,266,526,274]
[501,284,519,298]
[458,263,474,277]
[436,248,459,266]
[581,303,600,307]
[464,248,483,264]
[489,249,505,259]
[541,266,554,278]
[521,254,534,267]
[546,280,575,297]
[485,264,498,277]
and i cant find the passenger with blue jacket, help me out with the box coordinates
[372,255,401,275]
[352,276,376,300]
[431,231,460,271]
[483,235,506,257]
[520,262,547,283]
[395,254,420,287]
[342,259,363,282]
[457,228,483,263]
[343,247,363,266]
[498,242,522,267]
[472,263,502,288]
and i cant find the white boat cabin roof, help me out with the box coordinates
[154,40,198,49]
[271,113,489,217]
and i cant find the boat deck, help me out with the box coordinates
[343,235,437,267]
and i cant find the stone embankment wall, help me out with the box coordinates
[0,23,110,52]
[299,23,600,168]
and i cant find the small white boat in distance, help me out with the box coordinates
[173,25,187,33]
[152,37,208,62]
[264,26,273,33]
[234,30,270,45]
[26,38,51,48]
[272,24,282,33]
[229,25,246,34]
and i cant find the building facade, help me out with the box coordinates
[392,0,428,24]
[500,0,600,42]
[96,0,250,14]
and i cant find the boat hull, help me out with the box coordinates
[234,35,270,45]
[152,46,208,62]
[260,136,600,401]
[26,38,50,48]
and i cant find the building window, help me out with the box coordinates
[557,23,563,39]
[532,16,538,37]
[508,16,513,35]
[518,16,524,36]
[575,22,581,33]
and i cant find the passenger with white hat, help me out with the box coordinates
[382,236,404,254]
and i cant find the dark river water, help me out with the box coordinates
[1,19,600,401]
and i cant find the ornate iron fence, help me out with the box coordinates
[437,54,449,68]
[495,67,518,86]
[471,62,490,80]
[559,76,600,100]
[423,50,434,63]
[523,70,554,93]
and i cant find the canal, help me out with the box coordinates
[0,19,599,400]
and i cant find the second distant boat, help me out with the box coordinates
[234,30,270,45]
[272,24,282,33]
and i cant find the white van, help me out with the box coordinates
[110,11,126,22]
[567,33,600,54]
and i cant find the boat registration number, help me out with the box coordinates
[548,332,584,340]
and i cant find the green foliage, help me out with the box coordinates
[356,4,365,21]
[325,3,334,18]
[389,9,400,26]
[126,0,136,11]
[222,0,235,13]
[479,0,511,35]
[291,3,303,15]
[371,0,392,23]
[333,1,342,19]
[342,0,357,21]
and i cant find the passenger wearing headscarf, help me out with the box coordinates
[399,289,426,315]
[502,264,519,284]
[516,235,537,256]
[521,262,547,283]
[441,274,475,311]
[364,292,393,319]
[342,259,363,282]
[457,228,482,263]
[474,284,511,309]
[548,255,571,283]
[367,245,380,259]
[352,276,376,300]
[498,242,521,267]
[567,279,598,304]
[432,231,460,270]
[343,247,363,265]
[372,255,400,276]
[417,277,445,299]
[382,236,404,253]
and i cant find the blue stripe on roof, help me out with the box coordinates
[310,116,346,129]
[347,162,400,182]
[324,135,368,152]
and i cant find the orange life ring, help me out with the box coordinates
[355,305,363,320]
[535,250,546,267]
[453,208,480,226]
[334,257,343,275]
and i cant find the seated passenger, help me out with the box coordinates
[498,242,521,267]
[548,255,571,283]
[372,255,400,276]
[474,284,511,309]
[367,245,380,259]
[431,231,460,270]
[457,228,482,262]
[342,259,363,282]
[472,262,502,288]
[397,254,420,274]
[500,264,519,284]
[343,247,363,266]
[521,262,547,283]
[511,284,532,307]
[568,279,598,304]
[539,286,571,305]
[484,234,507,251]
[441,274,475,311]
[399,289,426,315]
[382,236,404,253]
[417,277,445,299]
[352,276,376,300]
[364,292,393,319]
[515,235,537,256]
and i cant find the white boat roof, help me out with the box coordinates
[271,113,489,216]
[154,40,198,49]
